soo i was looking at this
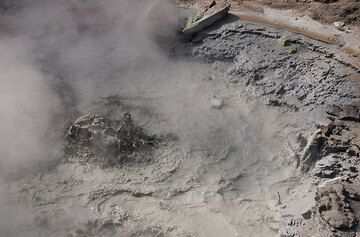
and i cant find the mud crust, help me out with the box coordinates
[1,4,360,237]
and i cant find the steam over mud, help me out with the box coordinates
[0,0,360,237]
[0,0,183,176]
[0,37,61,178]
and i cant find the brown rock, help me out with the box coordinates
[313,183,357,230]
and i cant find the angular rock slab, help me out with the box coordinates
[182,1,231,35]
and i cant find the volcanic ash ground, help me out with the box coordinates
[1,1,360,237]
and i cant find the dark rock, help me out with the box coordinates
[313,156,340,178]
[313,183,357,231]
[277,38,290,47]
[267,99,299,111]
[325,104,360,122]
[301,210,312,220]
[347,145,360,157]
[343,186,360,201]
[301,129,327,172]
[326,136,351,153]
[301,117,360,173]
[65,113,159,166]
[349,166,358,173]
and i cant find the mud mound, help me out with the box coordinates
[67,207,129,237]
[64,113,159,166]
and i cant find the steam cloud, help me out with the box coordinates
[0,37,61,178]
[0,0,184,179]
[0,1,279,236]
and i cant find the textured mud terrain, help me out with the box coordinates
[0,0,360,237]
[241,0,360,26]
[177,0,360,26]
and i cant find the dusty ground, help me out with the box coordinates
[176,0,360,26]
[241,0,360,26]
[0,0,360,237]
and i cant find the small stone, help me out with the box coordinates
[347,145,360,157]
[278,38,290,47]
[349,166,358,173]
[230,78,239,83]
[287,47,298,54]
[301,210,312,220]
[333,21,345,31]
[210,96,223,109]
[323,169,336,177]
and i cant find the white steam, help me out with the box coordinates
[0,37,60,178]
[0,0,185,178]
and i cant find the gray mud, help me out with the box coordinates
[1,1,360,237]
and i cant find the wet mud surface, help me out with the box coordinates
[1,1,360,237]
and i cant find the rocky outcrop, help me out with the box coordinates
[326,104,360,122]
[297,104,360,236]
[301,128,328,172]
[300,104,360,173]
[313,182,357,232]
[65,113,159,166]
